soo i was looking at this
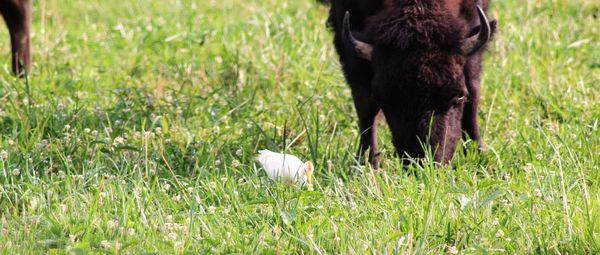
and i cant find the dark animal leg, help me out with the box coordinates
[351,86,381,168]
[0,0,32,77]
[462,54,484,150]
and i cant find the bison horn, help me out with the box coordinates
[342,11,373,61]
[460,5,491,56]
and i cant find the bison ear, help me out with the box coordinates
[342,11,374,61]
[460,5,493,56]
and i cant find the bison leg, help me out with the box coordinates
[351,85,381,168]
[334,25,379,166]
[0,0,32,77]
[462,54,484,150]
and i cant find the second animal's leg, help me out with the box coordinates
[0,0,32,77]
[462,53,484,150]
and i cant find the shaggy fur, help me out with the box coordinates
[327,0,496,165]
[0,0,32,77]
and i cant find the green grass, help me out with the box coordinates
[0,0,598,253]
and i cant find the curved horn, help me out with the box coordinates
[342,11,373,61]
[460,5,491,56]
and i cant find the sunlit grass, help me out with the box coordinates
[0,0,598,253]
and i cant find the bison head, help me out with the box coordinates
[342,5,494,163]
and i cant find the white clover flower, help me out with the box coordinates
[12,168,20,176]
[167,232,178,241]
[492,217,499,226]
[144,131,153,140]
[100,240,110,248]
[128,228,136,236]
[163,183,171,192]
[236,149,243,156]
[533,189,542,198]
[84,128,91,134]
[164,222,174,231]
[63,125,71,131]
[0,150,8,160]
[99,192,108,198]
[133,189,141,199]
[495,229,505,238]
[172,195,181,203]
[107,220,118,231]
[208,206,217,214]
[155,127,162,135]
[113,136,125,145]
[544,196,554,202]
[445,245,459,255]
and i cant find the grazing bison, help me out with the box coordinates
[327,0,497,165]
[0,0,32,77]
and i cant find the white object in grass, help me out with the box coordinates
[255,149,314,187]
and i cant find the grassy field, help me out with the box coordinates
[0,0,598,253]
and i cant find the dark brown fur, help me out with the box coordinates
[327,0,496,165]
[0,0,32,77]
